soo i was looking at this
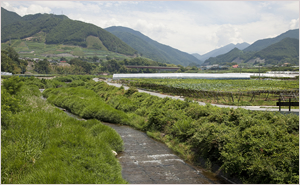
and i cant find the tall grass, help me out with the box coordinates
[1,80,126,184]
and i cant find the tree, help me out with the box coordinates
[177,65,186,72]
[92,56,99,62]
[1,49,24,74]
[34,59,51,74]
[6,46,19,61]
[191,66,198,70]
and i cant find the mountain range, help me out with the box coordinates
[1,7,136,56]
[203,33,299,66]
[243,29,299,52]
[2,7,299,67]
[105,26,201,66]
[2,8,202,66]
[192,42,250,62]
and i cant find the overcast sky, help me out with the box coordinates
[2,1,299,55]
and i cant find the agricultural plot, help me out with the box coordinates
[121,79,299,106]
[2,39,133,61]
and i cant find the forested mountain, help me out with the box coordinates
[203,48,247,65]
[243,29,299,52]
[1,7,23,27]
[105,26,201,66]
[192,42,250,62]
[249,37,299,65]
[203,36,299,66]
[1,8,136,56]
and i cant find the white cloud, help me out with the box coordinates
[3,3,51,16]
[1,1,299,54]
[289,18,299,29]
[216,24,243,47]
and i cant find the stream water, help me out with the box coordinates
[40,89,228,184]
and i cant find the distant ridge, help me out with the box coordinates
[192,42,250,62]
[203,36,299,66]
[105,26,202,66]
[243,29,299,52]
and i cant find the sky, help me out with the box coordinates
[2,1,299,55]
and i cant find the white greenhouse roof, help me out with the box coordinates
[113,73,252,79]
[113,73,299,80]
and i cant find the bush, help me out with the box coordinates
[3,76,24,95]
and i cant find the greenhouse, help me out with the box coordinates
[113,73,299,80]
[113,73,252,80]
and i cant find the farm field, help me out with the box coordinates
[1,39,133,61]
[120,78,299,106]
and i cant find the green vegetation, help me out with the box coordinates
[125,78,299,92]
[120,78,299,106]
[86,35,108,51]
[1,47,28,74]
[204,29,299,67]
[244,29,299,52]
[1,76,127,183]
[43,79,299,184]
[2,7,136,56]
[252,38,299,65]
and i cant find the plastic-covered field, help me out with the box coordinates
[113,73,251,79]
[113,73,298,80]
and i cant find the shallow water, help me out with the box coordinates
[40,89,229,184]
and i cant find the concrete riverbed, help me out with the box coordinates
[40,89,227,184]
[102,122,225,184]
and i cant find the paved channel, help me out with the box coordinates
[101,122,224,184]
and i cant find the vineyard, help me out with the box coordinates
[118,79,299,106]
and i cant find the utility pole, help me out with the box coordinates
[259,65,261,80]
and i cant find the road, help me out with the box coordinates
[93,79,298,114]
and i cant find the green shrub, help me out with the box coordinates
[3,76,24,95]
[171,117,194,141]
[124,86,138,97]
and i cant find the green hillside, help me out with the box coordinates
[243,29,299,52]
[249,37,299,65]
[1,7,23,28]
[203,37,299,66]
[203,48,254,65]
[105,26,201,66]
[1,8,136,56]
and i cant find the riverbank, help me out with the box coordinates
[43,80,299,184]
[1,77,126,184]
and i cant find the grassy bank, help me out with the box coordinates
[1,77,127,184]
[44,80,299,184]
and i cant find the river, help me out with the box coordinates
[40,89,229,184]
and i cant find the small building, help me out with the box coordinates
[232,65,239,68]
[282,63,290,67]
[60,61,67,63]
